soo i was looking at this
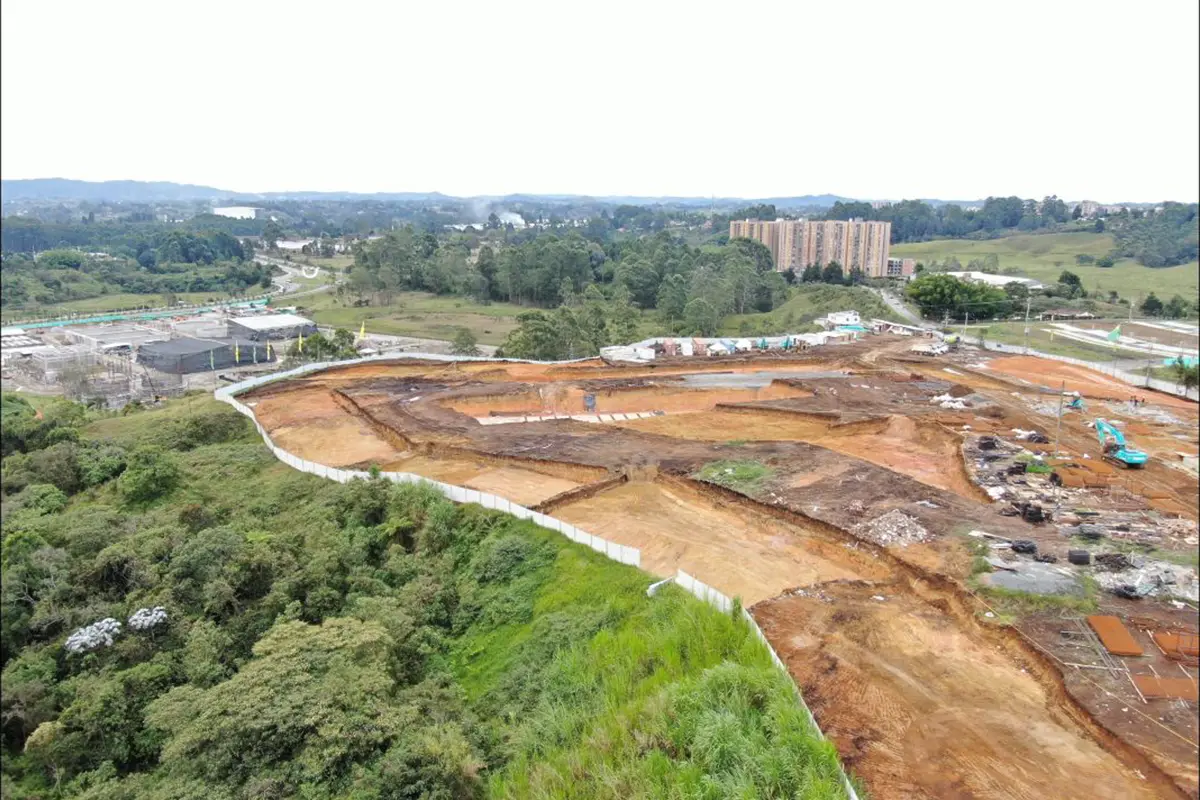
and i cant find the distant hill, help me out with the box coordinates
[0,179,464,204]
[1,178,233,203]
[0,179,1099,211]
[0,182,862,207]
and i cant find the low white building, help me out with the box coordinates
[945,271,1044,290]
[824,310,861,326]
[212,206,259,220]
[275,239,315,251]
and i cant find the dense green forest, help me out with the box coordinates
[0,394,849,799]
[0,233,270,310]
[1110,203,1199,268]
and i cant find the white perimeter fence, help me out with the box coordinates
[675,570,861,800]
[977,339,1198,400]
[214,352,858,798]
[214,352,640,567]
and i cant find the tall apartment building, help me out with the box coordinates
[729,218,892,277]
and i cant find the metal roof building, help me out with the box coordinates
[137,337,276,374]
[226,313,318,342]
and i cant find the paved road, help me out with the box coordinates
[255,255,342,300]
[873,288,924,325]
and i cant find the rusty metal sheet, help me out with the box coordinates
[1152,630,1200,659]
[1086,615,1144,657]
[1131,675,1199,702]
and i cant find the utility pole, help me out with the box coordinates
[1023,294,1032,354]
[1053,380,1066,458]
[961,311,969,339]
[1145,338,1156,387]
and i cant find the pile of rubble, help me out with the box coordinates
[1093,557,1200,602]
[1059,513,1199,550]
[930,393,967,410]
[853,509,932,547]
[964,435,1058,518]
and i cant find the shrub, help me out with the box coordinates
[119,447,180,503]
[16,483,70,516]
[160,408,249,451]
[77,442,127,487]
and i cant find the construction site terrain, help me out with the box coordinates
[242,336,1200,800]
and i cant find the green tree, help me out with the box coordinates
[905,273,1010,321]
[450,328,481,356]
[1163,294,1191,319]
[1057,270,1084,298]
[1169,358,1199,395]
[655,273,689,322]
[682,297,719,336]
[146,619,445,793]
[800,264,821,283]
[261,221,283,249]
[1140,292,1164,317]
[820,261,844,285]
[119,447,180,503]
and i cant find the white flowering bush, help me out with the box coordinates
[128,606,169,631]
[64,618,122,653]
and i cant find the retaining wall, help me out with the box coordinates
[674,569,860,800]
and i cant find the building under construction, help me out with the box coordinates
[137,337,276,374]
[227,313,317,342]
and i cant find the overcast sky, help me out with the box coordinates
[3,0,1198,201]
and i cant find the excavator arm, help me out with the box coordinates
[1094,418,1147,468]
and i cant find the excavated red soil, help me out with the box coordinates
[239,340,1200,798]
[754,582,1165,800]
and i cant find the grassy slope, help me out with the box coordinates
[891,232,1199,299]
[64,398,849,798]
[297,291,526,345]
[955,321,1148,362]
[720,284,902,336]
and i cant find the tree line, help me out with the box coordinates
[1,249,270,311]
[345,229,790,358]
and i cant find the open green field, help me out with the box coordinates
[957,320,1153,362]
[892,232,1199,300]
[298,291,528,345]
[719,284,902,336]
